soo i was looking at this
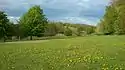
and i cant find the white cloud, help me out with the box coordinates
[8,16,19,23]
[57,16,99,25]
[0,0,109,25]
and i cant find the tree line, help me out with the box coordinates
[0,5,95,42]
[96,0,125,35]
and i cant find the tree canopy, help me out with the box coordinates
[97,0,125,35]
[20,5,48,39]
[0,11,9,42]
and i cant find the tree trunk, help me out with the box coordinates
[3,36,6,42]
[19,36,20,41]
[30,36,32,40]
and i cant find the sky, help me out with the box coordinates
[0,0,110,25]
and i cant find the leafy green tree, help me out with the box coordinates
[97,1,118,35]
[10,23,24,40]
[97,0,125,35]
[113,0,125,35]
[0,11,9,42]
[44,23,57,36]
[69,27,78,36]
[103,6,117,34]
[55,22,64,34]
[77,27,83,36]
[114,5,125,34]
[64,27,72,36]
[96,20,105,34]
[20,5,48,40]
[14,24,22,39]
[86,27,95,34]
[6,22,15,37]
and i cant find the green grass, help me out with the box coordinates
[0,36,125,70]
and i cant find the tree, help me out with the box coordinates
[20,5,48,40]
[0,11,9,42]
[113,0,125,34]
[9,23,24,40]
[86,27,95,34]
[103,6,117,34]
[64,27,72,36]
[97,1,118,35]
[114,6,125,34]
[77,27,83,36]
[96,20,105,34]
[6,22,15,37]
[55,22,64,34]
[44,23,57,36]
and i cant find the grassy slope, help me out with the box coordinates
[0,36,125,70]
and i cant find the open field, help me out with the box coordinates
[0,36,125,70]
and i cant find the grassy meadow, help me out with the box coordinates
[0,36,125,70]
